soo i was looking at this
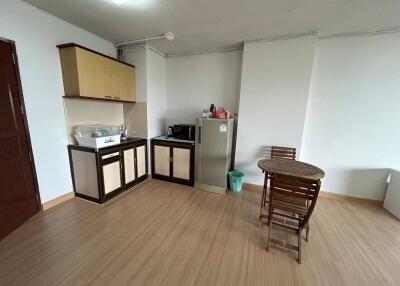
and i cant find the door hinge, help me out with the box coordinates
[28,152,32,162]
[170,157,173,162]
[12,52,16,65]
[20,105,24,116]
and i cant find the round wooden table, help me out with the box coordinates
[257,158,325,221]
[257,158,325,180]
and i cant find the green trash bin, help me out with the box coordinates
[229,170,245,192]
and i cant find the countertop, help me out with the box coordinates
[152,136,195,144]
[68,137,147,152]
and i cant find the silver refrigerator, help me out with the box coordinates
[195,118,234,194]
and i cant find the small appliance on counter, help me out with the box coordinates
[172,124,195,141]
[75,125,121,148]
[167,126,173,137]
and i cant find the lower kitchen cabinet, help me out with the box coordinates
[151,139,194,186]
[68,138,148,204]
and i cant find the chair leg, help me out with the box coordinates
[263,174,269,207]
[305,200,310,242]
[266,205,274,251]
[298,229,302,264]
[260,173,269,220]
[259,187,266,221]
[266,217,272,252]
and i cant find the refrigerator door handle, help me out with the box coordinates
[198,126,201,144]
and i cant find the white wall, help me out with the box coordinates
[147,49,167,138]
[302,34,400,200]
[235,37,317,185]
[64,99,124,143]
[123,47,149,138]
[124,48,148,103]
[123,46,167,138]
[166,51,242,126]
[0,0,116,202]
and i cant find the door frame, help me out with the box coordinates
[1,37,42,209]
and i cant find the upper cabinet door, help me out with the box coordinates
[93,53,113,100]
[75,48,97,98]
[111,62,135,102]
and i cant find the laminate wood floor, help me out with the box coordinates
[1,179,400,286]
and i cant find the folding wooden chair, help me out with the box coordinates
[266,174,321,264]
[259,146,297,221]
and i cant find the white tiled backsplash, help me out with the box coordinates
[63,99,124,143]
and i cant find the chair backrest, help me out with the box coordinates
[271,146,296,160]
[269,174,321,228]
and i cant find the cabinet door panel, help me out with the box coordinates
[154,145,170,177]
[71,150,99,199]
[94,54,113,99]
[102,161,121,194]
[137,145,146,178]
[173,148,190,180]
[75,48,97,98]
[111,62,135,101]
[124,148,136,184]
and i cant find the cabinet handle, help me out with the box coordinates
[114,97,120,99]
[101,152,119,159]
[105,96,112,99]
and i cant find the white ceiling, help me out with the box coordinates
[22,0,400,55]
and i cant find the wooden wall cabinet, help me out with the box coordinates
[151,139,195,186]
[58,43,136,102]
[68,138,148,204]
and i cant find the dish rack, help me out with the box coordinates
[75,125,121,148]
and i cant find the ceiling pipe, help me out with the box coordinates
[116,32,175,48]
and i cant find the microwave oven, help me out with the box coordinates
[172,124,195,141]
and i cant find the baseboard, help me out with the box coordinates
[243,183,263,193]
[242,183,382,205]
[42,192,75,210]
[319,191,382,205]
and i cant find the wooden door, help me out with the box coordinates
[0,40,41,241]
[123,148,136,185]
[172,147,191,180]
[136,145,147,178]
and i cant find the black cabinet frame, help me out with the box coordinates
[68,139,148,204]
[150,139,195,187]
